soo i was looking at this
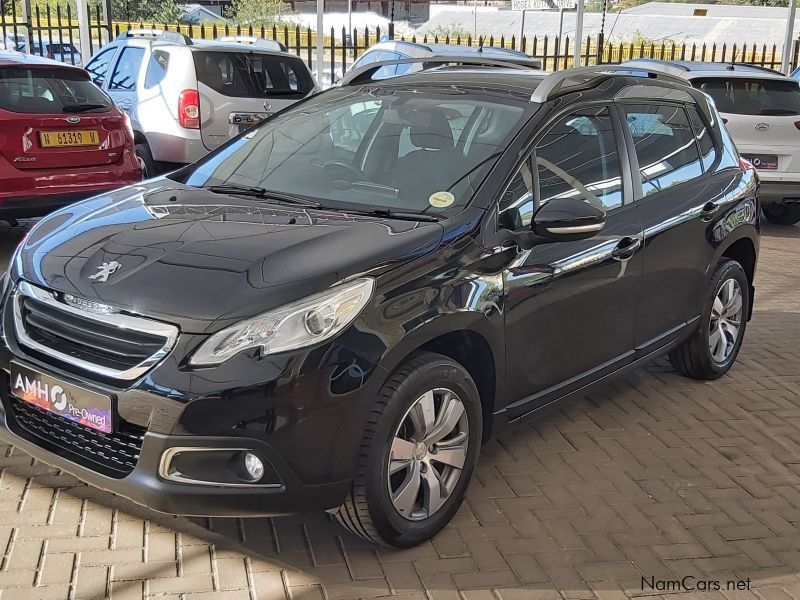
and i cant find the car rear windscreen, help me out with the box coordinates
[693,77,800,116]
[0,67,112,114]
[194,51,313,98]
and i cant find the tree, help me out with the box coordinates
[226,0,293,27]
[111,0,182,23]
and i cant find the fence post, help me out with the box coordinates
[75,0,92,57]
[99,0,112,46]
[19,0,34,54]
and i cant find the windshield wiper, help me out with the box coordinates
[204,185,321,208]
[344,208,441,222]
[62,103,108,113]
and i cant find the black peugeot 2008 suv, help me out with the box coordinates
[0,62,759,547]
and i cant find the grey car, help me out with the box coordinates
[84,30,318,178]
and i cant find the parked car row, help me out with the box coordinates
[0,52,761,548]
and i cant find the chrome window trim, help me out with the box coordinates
[12,281,179,381]
[158,447,284,488]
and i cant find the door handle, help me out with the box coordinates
[611,236,642,261]
[701,201,720,221]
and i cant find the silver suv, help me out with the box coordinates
[85,30,318,178]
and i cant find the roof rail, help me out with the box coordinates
[156,31,193,46]
[621,58,691,73]
[530,64,690,103]
[728,62,785,75]
[338,55,537,86]
[116,28,163,40]
[215,35,287,52]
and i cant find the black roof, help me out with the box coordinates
[348,65,547,100]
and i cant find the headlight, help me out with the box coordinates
[189,278,375,366]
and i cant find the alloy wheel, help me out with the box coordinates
[709,278,743,364]
[387,388,469,521]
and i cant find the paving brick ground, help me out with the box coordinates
[0,219,799,599]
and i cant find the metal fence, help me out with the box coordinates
[3,4,799,75]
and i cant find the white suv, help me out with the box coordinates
[625,59,800,225]
[84,30,318,178]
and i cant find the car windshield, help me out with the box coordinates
[176,85,528,215]
[693,76,800,116]
[0,67,112,113]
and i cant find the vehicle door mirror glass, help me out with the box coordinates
[532,197,606,241]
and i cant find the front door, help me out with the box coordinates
[499,105,644,417]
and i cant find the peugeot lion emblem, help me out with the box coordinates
[754,122,770,132]
[89,261,122,283]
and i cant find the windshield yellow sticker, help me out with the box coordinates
[429,191,455,208]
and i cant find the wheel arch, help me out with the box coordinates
[375,314,503,444]
[718,234,757,320]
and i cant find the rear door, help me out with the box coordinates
[692,76,800,176]
[193,50,315,151]
[622,102,734,351]
[0,65,129,169]
[106,46,145,116]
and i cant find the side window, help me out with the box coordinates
[687,105,715,171]
[536,106,624,211]
[144,50,170,89]
[624,104,703,196]
[109,47,144,91]
[85,47,116,86]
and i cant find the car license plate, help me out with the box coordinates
[39,130,100,148]
[742,154,778,170]
[9,362,113,433]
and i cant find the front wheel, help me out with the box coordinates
[669,260,750,380]
[762,203,800,225]
[336,352,482,547]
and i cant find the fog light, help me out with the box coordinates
[243,452,265,481]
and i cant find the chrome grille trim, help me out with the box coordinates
[12,281,179,381]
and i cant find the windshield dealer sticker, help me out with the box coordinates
[429,191,455,208]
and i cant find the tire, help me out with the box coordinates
[336,352,482,547]
[762,203,800,225]
[135,143,155,181]
[669,260,750,380]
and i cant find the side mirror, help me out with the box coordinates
[532,197,606,242]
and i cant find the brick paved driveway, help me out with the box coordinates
[1,219,799,600]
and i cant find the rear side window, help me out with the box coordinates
[109,47,144,91]
[0,67,112,114]
[624,104,703,197]
[693,77,800,116]
[194,51,313,98]
[86,47,116,86]
[687,106,715,171]
[144,50,170,88]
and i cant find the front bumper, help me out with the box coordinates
[0,283,386,517]
[0,376,350,516]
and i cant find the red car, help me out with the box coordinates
[0,52,141,220]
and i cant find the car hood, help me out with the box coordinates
[13,181,444,333]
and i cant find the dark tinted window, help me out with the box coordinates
[194,51,313,98]
[144,50,170,88]
[86,47,116,86]
[536,106,624,211]
[693,77,800,116]
[109,47,144,91]
[625,104,703,197]
[0,67,112,113]
[687,105,715,171]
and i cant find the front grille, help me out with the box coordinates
[8,396,146,478]
[21,297,166,372]
[12,282,178,381]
